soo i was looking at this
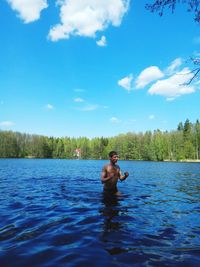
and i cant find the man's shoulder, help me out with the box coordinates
[102,163,111,170]
[102,163,109,168]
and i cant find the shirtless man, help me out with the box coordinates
[101,151,129,195]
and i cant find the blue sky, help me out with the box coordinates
[0,0,200,138]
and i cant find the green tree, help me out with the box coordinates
[194,120,200,159]
[177,122,184,131]
[0,131,19,157]
[140,131,156,161]
[169,131,184,161]
[1,118,200,161]
[183,119,192,141]
[184,140,195,159]
[152,130,166,161]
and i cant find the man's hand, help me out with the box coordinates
[124,171,129,178]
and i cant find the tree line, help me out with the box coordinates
[0,119,200,161]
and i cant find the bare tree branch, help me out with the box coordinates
[146,1,200,84]
[146,0,200,22]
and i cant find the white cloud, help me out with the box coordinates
[110,117,121,123]
[48,0,130,41]
[0,121,15,126]
[96,35,107,46]
[7,0,48,23]
[166,58,183,75]
[135,66,164,89]
[46,104,54,109]
[149,114,155,120]
[118,74,133,91]
[118,57,199,100]
[166,97,176,102]
[74,98,84,102]
[77,104,99,111]
[148,67,195,99]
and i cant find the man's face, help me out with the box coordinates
[110,154,119,164]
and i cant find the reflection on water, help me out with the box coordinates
[100,193,132,259]
[101,193,122,233]
[0,159,200,266]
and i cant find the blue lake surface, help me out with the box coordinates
[0,159,200,266]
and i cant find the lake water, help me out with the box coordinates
[0,159,200,267]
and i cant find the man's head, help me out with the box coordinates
[109,151,119,164]
[109,151,118,158]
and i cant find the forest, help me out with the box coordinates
[0,119,200,161]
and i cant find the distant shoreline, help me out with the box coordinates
[164,159,200,163]
[0,157,200,163]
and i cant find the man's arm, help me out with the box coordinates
[119,171,129,181]
[101,166,114,184]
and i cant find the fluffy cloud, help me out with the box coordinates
[149,114,155,120]
[96,35,107,46]
[83,104,98,111]
[46,104,54,109]
[118,74,133,91]
[0,121,15,126]
[165,58,183,75]
[7,0,48,23]
[118,58,197,100]
[74,98,84,102]
[135,66,164,89]
[76,104,99,111]
[48,0,129,41]
[148,68,195,100]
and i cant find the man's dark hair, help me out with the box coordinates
[109,151,118,158]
